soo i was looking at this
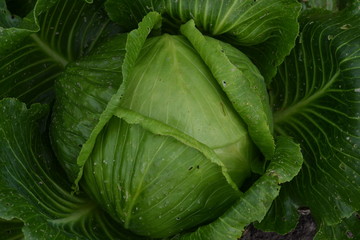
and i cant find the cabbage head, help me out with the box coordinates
[51,27,273,237]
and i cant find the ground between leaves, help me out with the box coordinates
[240,212,317,240]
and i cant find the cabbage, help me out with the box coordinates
[1,0,359,239]
[51,28,268,238]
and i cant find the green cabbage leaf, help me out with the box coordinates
[104,0,301,84]
[256,3,360,239]
[0,0,121,105]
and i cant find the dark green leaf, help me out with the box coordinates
[50,33,127,181]
[104,0,301,84]
[254,184,300,234]
[0,0,121,104]
[271,6,360,228]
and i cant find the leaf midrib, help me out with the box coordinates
[30,33,69,68]
[273,69,340,125]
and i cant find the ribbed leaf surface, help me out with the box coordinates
[0,0,121,104]
[268,6,360,233]
[51,34,127,181]
[104,0,301,83]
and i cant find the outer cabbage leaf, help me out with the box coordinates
[50,33,127,181]
[180,20,274,160]
[267,5,360,235]
[0,98,143,240]
[104,0,301,84]
[253,183,301,234]
[217,39,273,133]
[0,0,121,104]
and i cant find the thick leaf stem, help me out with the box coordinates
[30,34,68,68]
[273,70,340,124]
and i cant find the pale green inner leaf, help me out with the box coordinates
[120,34,255,186]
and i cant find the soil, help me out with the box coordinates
[240,211,317,240]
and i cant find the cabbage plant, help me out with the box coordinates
[0,0,359,239]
